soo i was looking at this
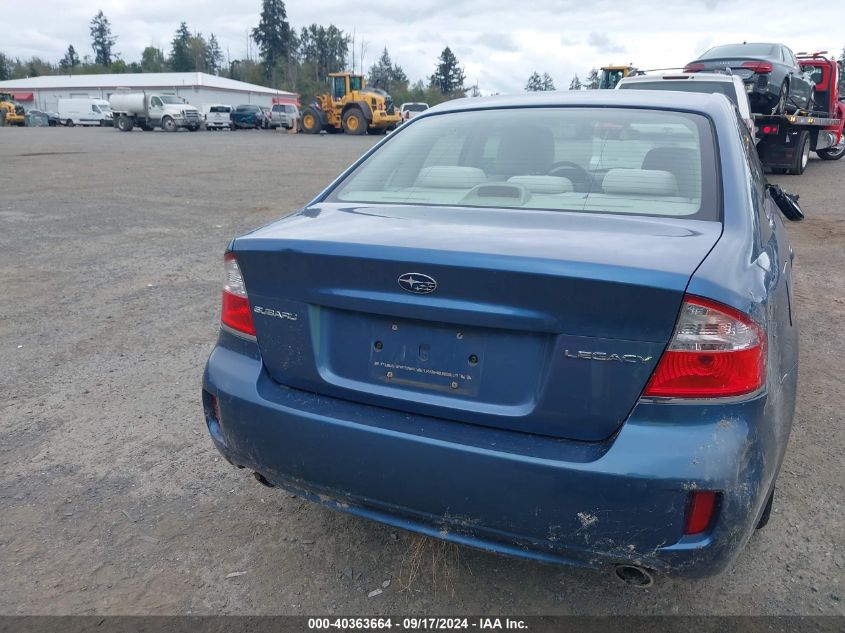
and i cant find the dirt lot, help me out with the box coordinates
[0,127,842,616]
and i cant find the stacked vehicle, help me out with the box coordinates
[679,44,844,174]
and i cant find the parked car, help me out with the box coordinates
[684,43,814,115]
[260,106,278,129]
[25,110,50,127]
[203,91,801,581]
[617,72,755,136]
[231,104,265,129]
[27,109,61,127]
[399,102,429,123]
[270,103,300,130]
[205,104,233,130]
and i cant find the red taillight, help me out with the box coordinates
[683,63,705,72]
[221,253,256,336]
[761,125,779,135]
[684,491,719,535]
[741,61,773,73]
[643,296,765,398]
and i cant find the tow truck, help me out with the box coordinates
[754,52,844,174]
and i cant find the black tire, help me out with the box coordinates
[787,130,810,175]
[116,116,133,132]
[161,116,177,132]
[773,82,788,115]
[756,488,774,529]
[141,125,154,132]
[368,126,387,135]
[817,136,845,161]
[342,108,367,135]
[301,107,322,134]
[188,125,199,132]
[65,119,75,127]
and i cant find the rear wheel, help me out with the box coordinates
[301,108,322,134]
[116,116,133,132]
[787,130,810,175]
[342,108,367,135]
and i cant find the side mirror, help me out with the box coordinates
[767,183,805,222]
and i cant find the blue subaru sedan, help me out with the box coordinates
[202,91,799,583]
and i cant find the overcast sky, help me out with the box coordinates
[2,0,843,93]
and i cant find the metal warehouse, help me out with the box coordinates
[0,72,298,113]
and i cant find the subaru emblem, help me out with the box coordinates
[397,272,437,294]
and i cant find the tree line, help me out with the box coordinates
[4,4,843,101]
[0,0,471,107]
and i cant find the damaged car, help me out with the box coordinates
[202,90,800,582]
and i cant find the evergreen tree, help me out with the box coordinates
[525,71,543,91]
[586,68,600,89]
[368,48,408,94]
[252,0,294,80]
[430,46,465,95]
[170,22,193,71]
[59,45,80,71]
[90,11,117,67]
[0,53,9,81]
[207,34,223,74]
[541,72,555,91]
[569,74,582,90]
[141,46,167,73]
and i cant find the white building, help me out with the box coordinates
[0,72,298,113]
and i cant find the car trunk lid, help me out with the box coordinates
[233,204,722,441]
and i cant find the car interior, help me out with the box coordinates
[334,108,712,219]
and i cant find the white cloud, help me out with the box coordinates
[1,0,843,94]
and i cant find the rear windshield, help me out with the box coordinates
[403,103,428,112]
[620,81,738,106]
[700,44,775,59]
[209,106,230,113]
[328,107,719,220]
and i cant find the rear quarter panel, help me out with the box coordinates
[685,103,798,534]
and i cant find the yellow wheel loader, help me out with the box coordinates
[301,73,401,135]
[599,66,637,89]
[0,93,26,126]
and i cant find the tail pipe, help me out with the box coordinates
[614,564,654,587]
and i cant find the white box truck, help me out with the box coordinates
[57,98,114,127]
[109,92,202,132]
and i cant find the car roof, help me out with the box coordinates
[425,89,736,120]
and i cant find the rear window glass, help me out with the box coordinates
[403,104,428,112]
[620,81,738,106]
[209,106,230,113]
[328,107,719,221]
[700,44,775,59]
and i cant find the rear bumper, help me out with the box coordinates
[202,332,790,578]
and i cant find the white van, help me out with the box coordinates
[58,98,114,127]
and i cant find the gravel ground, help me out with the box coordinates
[0,127,842,615]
